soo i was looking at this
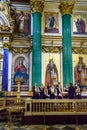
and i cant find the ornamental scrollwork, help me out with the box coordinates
[0,2,10,16]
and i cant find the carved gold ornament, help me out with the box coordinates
[59,1,75,16]
[1,26,10,31]
[9,46,32,54]
[0,53,3,59]
[30,0,44,13]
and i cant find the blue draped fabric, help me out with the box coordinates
[2,48,9,91]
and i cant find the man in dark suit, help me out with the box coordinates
[68,83,76,99]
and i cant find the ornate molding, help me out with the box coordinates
[0,53,3,59]
[0,2,10,16]
[3,43,10,49]
[0,25,10,31]
[59,1,75,16]
[42,46,87,54]
[30,0,45,13]
[72,47,87,54]
[72,41,87,54]
[9,46,32,54]
[42,46,62,53]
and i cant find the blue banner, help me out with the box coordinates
[2,48,9,91]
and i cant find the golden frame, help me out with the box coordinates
[73,13,87,35]
[44,12,59,33]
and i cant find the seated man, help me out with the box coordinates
[68,83,76,99]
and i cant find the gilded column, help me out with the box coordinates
[59,2,74,87]
[30,0,44,87]
[2,43,9,91]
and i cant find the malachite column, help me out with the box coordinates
[30,0,44,87]
[59,2,75,87]
[2,44,9,91]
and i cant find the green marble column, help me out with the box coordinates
[59,2,74,87]
[32,12,42,87]
[30,0,44,87]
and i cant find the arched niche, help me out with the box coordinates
[0,12,10,27]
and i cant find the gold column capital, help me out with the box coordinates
[3,43,10,49]
[59,1,75,16]
[30,0,45,13]
[1,33,13,49]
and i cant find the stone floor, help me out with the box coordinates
[0,122,87,130]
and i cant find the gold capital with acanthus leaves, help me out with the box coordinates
[59,1,75,16]
[30,0,45,13]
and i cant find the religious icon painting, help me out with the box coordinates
[44,12,59,33]
[45,59,58,86]
[13,56,29,85]
[73,14,87,35]
[14,10,31,36]
[74,56,87,87]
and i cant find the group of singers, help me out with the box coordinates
[32,82,82,99]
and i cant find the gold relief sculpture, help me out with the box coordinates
[42,46,62,53]
[9,46,32,54]
[1,25,10,31]
[30,0,44,13]
[0,2,10,16]
[3,43,10,49]
[72,47,87,54]
[59,1,75,16]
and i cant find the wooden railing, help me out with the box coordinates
[25,99,87,116]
